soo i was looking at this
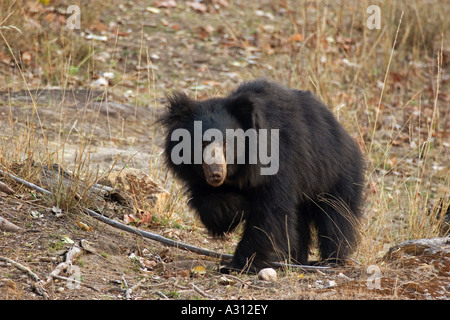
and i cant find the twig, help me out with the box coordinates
[217,274,266,290]
[0,180,15,194]
[84,207,233,261]
[51,274,100,292]
[45,242,84,285]
[155,291,169,300]
[125,277,147,300]
[0,168,52,196]
[0,256,41,282]
[0,256,49,299]
[191,283,215,299]
[0,167,231,260]
[271,262,331,273]
[0,216,21,232]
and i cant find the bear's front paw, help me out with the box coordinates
[218,263,240,274]
[218,262,258,274]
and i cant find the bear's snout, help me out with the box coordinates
[205,166,226,186]
[203,163,227,187]
[202,141,227,187]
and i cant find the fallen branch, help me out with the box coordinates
[44,241,84,285]
[124,277,146,300]
[0,168,52,196]
[0,256,41,282]
[84,207,232,261]
[0,180,15,194]
[0,216,21,232]
[191,283,215,299]
[0,256,49,299]
[51,274,100,292]
[1,169,331,273]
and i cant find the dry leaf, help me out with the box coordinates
[52,206,63,218]
[124,214,137,224]
[142,258,157,268]
[191,265,206,275]
[163,228,181,239]
[160,18,169,26]
[187,1,207,13]
[62,236,74,244]
[179,269,190,278]
[146,7,161,14]
[139,211,154,225]
[80,239,96,253]
[0,51,13,66]
[90,22,107,32]
[288,33,303,42]
[214,0,229,7]
[154,0,177,8]
[30,210,43,219]
[21,52,32,65]
[44,12,57,23]
[77,221,93,232]
[202,80,222,87]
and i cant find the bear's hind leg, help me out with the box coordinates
[295,211,312,265]
[312,197,360,264]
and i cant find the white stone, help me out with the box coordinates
[258,268,277,282]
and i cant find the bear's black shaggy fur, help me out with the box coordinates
[160,79,365,272]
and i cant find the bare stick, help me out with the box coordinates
[51,274,100,292]
[0,168,52,196]
[191,283,215,299]
[0,216,21,232]
[125,277,146,300]
[45,242,84,285]
[0,180,15,194]
[0,256,41,282]
[0,256,49,299]
[84,207,233,261]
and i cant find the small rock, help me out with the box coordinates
[90,77,108,88]
[258,268,277,282]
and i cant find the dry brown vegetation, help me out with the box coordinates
[0,0,448,300]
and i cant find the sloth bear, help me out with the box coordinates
[160,79,364,273]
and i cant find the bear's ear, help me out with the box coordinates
[228,93,262,129]
[166,91,194,115]
[160,91,195,126]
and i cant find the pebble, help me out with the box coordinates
[257,268,277,282]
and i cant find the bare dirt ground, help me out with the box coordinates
[0,0,448,300]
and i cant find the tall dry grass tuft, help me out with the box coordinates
[0,1,106,213]
[0,0,102,86]
[0,0,190,228]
